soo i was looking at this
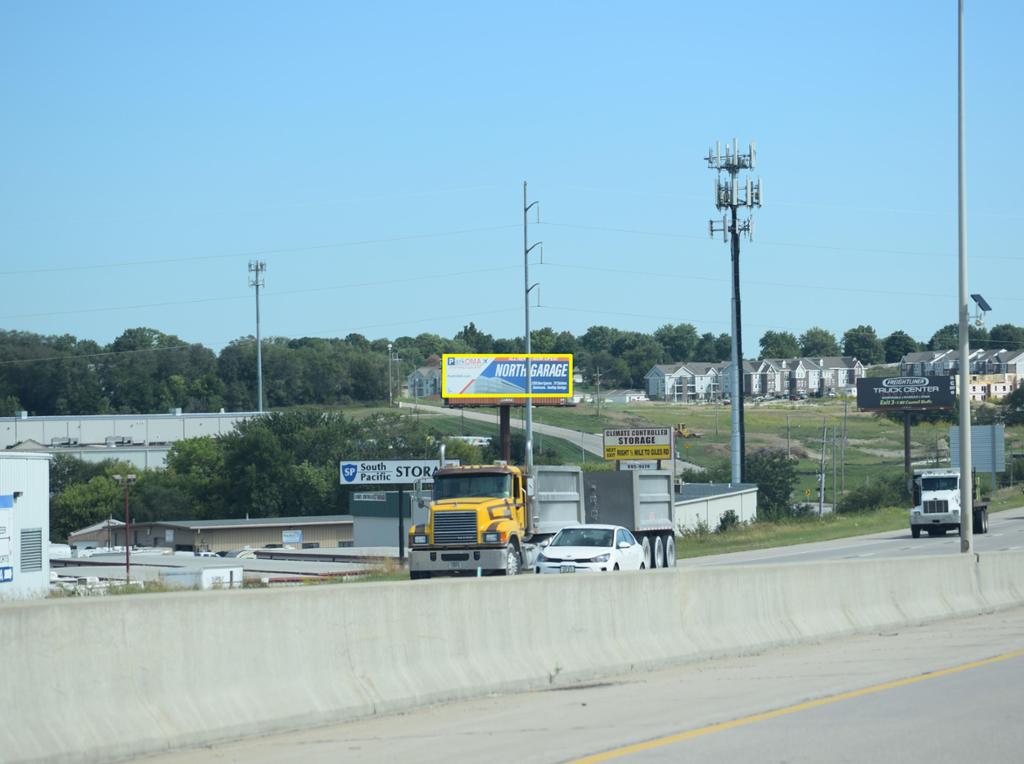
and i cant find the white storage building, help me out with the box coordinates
[0,453,51,599]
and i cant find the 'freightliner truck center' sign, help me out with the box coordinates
[856,376,956,411]
[603,428,673,461]
[442,354,573,398]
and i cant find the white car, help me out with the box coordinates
[534,524,646,574]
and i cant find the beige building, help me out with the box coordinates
[955,373,1021,402]
[69,515,353,554]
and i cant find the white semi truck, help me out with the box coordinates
[910,468,989,538]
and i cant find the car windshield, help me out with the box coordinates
[922,477,958,491]
[550,528,614,547]
[433,473,512,500]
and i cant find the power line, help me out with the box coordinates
[0,264,521,321]
[0,224,520,277]
[539,221,1024,262]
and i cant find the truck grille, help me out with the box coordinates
[433,511,478,544]
[923,500,949,514]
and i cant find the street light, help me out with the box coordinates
[111,474,136,584]
[387,343,393,406]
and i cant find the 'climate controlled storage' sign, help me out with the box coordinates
[856,376,956,411]
[603,428,673,461]
[339,459,459,485]
[442,354,572,398]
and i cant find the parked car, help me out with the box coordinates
[534,524,646,574]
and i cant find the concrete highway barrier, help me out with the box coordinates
[4,551,1024,763]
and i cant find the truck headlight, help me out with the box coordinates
[952,510,960,516]
[413,534,428,545]
[483,531,501,544]
[912,510,922,515]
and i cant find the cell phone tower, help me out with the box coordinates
[707,139,762,484]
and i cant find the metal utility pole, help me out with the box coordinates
[708,139,762,484]
[248,260,267,413]
[594,368,603,421]
[956,0,973,553]
[818,420,827,516]
[387,343,393,407]
[112,474,136,584]
[523,181,541,476]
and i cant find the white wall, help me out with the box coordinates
[0,453,50,600]
[676,489,757,532]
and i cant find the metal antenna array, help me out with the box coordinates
[706,139,761,484]
[248,260,267,413]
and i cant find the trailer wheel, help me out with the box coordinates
[410,571,431,580]
[663,534,677,567]
[653,535,665,569]
[975,509,988,534]
[911,526,921,539]
[501,544,521,576]
[640,536,652,570]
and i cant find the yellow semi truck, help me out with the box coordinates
[407,458,676,578]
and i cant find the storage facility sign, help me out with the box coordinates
[603,428,673,461]
[339,459,460,485]
[282,529,303,545]
[856,376,956,411]
[442,354,573,398]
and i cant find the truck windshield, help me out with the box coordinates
[922,477,958,491]
[550,528,614,548]
[433,473,512,500]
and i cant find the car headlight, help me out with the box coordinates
[591,553,610,563]
[483,531,501,544]
[413,534,428,545]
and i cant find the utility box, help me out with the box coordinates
[0,453,51,600]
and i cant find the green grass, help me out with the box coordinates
[677,505,908,558]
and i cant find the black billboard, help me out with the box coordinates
[856,376,956,411]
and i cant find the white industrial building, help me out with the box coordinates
[675,483,758,532]
[1,410,262,469]
[0,452,51,599]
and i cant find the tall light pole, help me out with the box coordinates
[387,343,393,406]
[707,139,762,484]
[956,0,973,552]
[112,473,136,584]
[248,260,267,413]
[523,181,542,476]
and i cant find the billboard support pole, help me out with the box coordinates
[903,411,912,493]
[500,405,511,463]
[398,486,405,563]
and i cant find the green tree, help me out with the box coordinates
[928,323,987,351]
[654,323,699,361]
[799,327,840,357]
[50,475,121,542]
[842,325,884,364]
[759,330,800,359]
[745,449,797,521]
[882,331,920,363]
[1001,384,1024,426]
[989,323,1024,351]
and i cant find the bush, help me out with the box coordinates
[716,509,739,533]
[836,474,908,514]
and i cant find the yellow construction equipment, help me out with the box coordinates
[674,423,701,439]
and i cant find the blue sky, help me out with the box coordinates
[1,1,1020,353]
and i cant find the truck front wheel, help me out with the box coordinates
[501,544,521,576]
[911,526,921,539]
[410,571,432,580]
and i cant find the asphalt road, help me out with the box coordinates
[135,605,1024,764]
[399,402,704,472]
[677,504,1024,568]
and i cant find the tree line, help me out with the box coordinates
[3,321,1022,417]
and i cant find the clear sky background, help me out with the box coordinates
[1,1,1021,353]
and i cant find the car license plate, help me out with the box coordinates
[560,564,575,574]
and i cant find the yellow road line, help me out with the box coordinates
[571,648,1024,763]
